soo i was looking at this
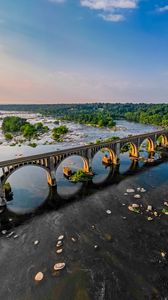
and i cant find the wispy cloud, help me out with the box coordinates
[80,0,139,22]
[157,5,168,13]
[99,13,125,22]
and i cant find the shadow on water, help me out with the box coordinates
[0,150,168,231]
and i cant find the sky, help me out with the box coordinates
[0,0,168,104]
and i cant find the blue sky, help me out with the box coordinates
[0,0,168,103]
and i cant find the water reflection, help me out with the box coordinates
[119,153,134,174]
[0,150,166,221]
[92,150,113,184]
[6,166,49,214]
[56,155,84,198]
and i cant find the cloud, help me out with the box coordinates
[80,0,139,22]
[80,0,138,10]
[99,13,125,21]
[157,5,168,13]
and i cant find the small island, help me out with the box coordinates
[0,116,69,146]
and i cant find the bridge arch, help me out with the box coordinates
[103,148,117,164]
[121,142,139,158]
[1,163,52,186]
[95,147,118,165]
[157,134,168,146]
[139,137,155,153]
[55,154,90,177]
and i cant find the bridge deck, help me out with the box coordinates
[0,129,166,168]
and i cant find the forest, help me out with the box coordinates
[0,103,168,128]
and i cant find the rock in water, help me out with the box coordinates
[53,262,66,271]
[34,240,39,245]
[128,205,134,212]
[1,230,7,235]
[161,251,166,258]
[56,240,63,247]
[34,272,44,281]
[147,205,152,211]
[106,210,112,215]
[134,194,141,199]
[58,235,64,241]
[132,204,139,208]
[126,189,135,193]
[56,248,63,254]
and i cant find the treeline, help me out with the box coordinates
[124,105,168,126]
[0,103,168,127]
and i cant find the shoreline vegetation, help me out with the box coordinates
[0,103,166,148]
[0,103,167,127]
[1,116,69,147]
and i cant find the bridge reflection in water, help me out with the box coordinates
[0,154,167,234]
[0,130,168,212]
[0,148,167,223]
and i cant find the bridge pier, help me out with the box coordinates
[47,172,56,187]
[0,182,6,208]
[47,157,56,187]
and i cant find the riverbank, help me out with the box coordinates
[0,112,160,162]
[1,160,168,300]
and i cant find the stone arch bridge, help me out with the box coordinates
[0,129,167,201]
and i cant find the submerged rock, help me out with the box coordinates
[6,231,14,238]
[13,235,19,239]
[134,194,141,199]
[147,217,153,221]
[71,237,77,243]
